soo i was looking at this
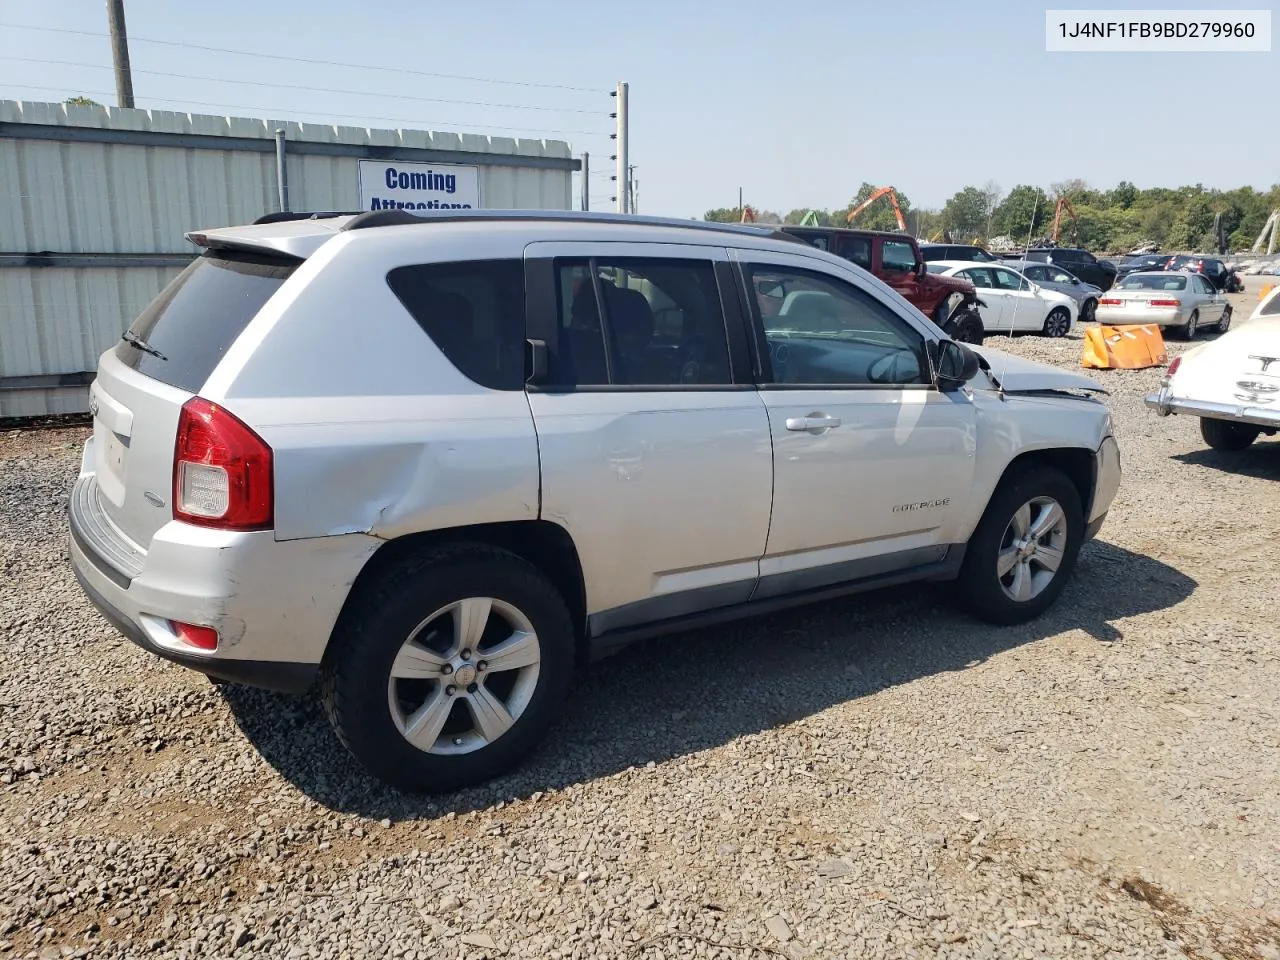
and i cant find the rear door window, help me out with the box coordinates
[115,250,298,393]
[548,257,732,388]
[386,259,526,390]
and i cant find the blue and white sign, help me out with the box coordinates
[357,159,481,211]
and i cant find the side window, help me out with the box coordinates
[386,259,525,390]
[992,268,1027,291]
[882,240,917,273]
[1194,275,1213,294]
[549,257,732,388]
[1047,267,1075,283]
[961,268,995,289]
[805,236,830,251]
[747,264,927,387]
[836,235,872,269]
[1024,266,1047,281]
[1261,293,1280,316]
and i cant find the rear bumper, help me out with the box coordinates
[1095,308,1182,327]
[1144,390,1280,429]
[68,471,382,694]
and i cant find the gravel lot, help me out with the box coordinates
[2,282,1278,960]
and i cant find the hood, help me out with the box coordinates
[970,346,1107,394]
[928,273,976,294]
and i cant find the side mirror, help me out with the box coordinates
[933,339,981,390]
[915,260,927,278]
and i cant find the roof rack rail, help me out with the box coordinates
[252,211,360,225]
[338,208,810,246]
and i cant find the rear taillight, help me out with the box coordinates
[173,397,273,530]
[1167,356,1182,376]
[1148,299,1180,307]
[171,621,219,651]
[1099,298,1121,305]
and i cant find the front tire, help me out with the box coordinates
[1200,417,1258,451]
[1042,307,1072,338]
[320,545,575,793]
[956,466,1084,625]
[949,308,985,345]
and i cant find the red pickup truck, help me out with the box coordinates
[779,226,986,344]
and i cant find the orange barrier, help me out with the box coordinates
[1081,324,1168,370]
[1261,283,1275,301]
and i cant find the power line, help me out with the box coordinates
[0,22,608,93]
[5,56,605,115]
[0,82,612,137]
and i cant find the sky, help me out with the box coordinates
[1,0,1276,217]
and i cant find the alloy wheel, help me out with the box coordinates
[996,496,1068,603]
[387,597,541,756]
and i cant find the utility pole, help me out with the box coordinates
[613,81,629,213]
[738,186,743,213]
[629,165,637,214]
[106,0,135,108]
[580,152,589,211]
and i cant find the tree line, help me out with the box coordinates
[707,180,1280,254]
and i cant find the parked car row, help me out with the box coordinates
[1116,253,1244,293]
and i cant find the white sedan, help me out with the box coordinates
[927,261,1078,337]
[1145,284,1280,451]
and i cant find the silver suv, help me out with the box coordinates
[68,210,1121,793]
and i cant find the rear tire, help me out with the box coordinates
[1180,310,1200,340]
[1200,417,1258,452]
[956,466,1084,625]
[320,544,575,793]
[1082,297,1098,323]
[1217,306,1232,333]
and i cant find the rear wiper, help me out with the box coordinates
[121,330,167,361]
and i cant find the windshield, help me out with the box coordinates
[1118,274,1186,291]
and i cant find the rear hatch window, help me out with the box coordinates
[115,249,300,393]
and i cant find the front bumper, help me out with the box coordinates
[1087,435,1122,541]
[1144,388,1280,430]
[68,470,381,693]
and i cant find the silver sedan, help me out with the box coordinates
[1094,271,1232,340]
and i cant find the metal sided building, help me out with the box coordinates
[0,99,580,417]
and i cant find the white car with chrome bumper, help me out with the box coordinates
[1145,287,1280,450]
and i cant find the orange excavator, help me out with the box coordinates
[1050,195,1080,244]
[846,186,907,232]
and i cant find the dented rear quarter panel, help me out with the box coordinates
[200,227,541,544]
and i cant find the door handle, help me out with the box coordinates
[785,415,842,432]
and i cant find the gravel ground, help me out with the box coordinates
[2,285,1278,960]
